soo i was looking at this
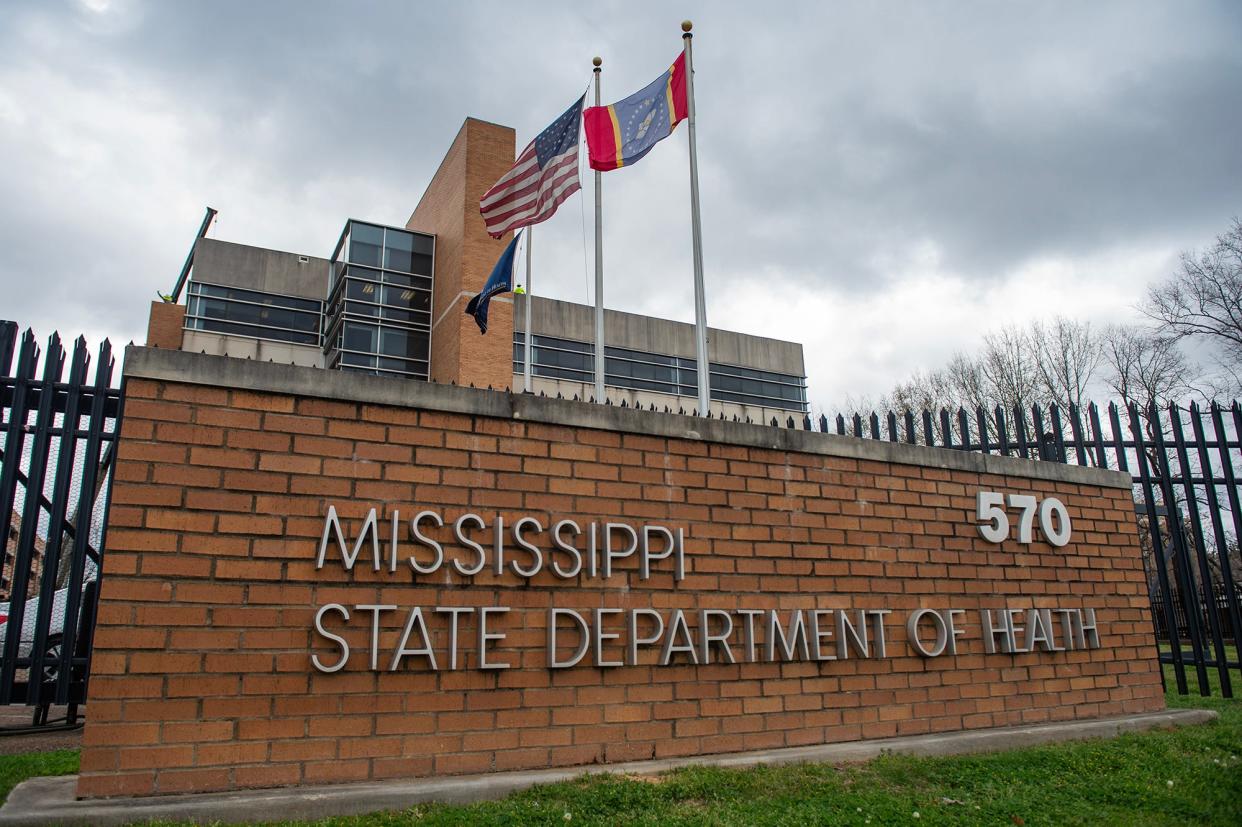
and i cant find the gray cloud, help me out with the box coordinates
[1,0,1240,404]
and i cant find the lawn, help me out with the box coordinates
[0,749,77,806]
[1159,643,1239,697]
[1,691,1239,826]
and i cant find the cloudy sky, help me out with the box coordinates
[2,0,1240,409]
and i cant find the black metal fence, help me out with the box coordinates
[0,322,121,725]
[1151,587,1238,642]
[3,316,1238,714]
[816,399,1242,698]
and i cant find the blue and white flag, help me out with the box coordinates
[465,232,521,334]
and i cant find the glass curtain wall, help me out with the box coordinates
[185,282,323,345]
[513,332,808,412]
[324,220,435,380]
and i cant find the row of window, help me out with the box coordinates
[512,333,807,411]
[185,282,323,346]
[338,222,434,277]
[325,221,436,381]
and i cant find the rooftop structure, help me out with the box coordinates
[151,118,807,422]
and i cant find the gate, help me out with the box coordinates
[0,322,122,726]
[815,400,1242,698]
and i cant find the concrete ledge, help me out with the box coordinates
[123,347,1132,490]
[0,708,1214,826]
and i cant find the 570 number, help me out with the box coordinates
[975,491,1072,547]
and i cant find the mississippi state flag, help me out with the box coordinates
[464,232,521,334]
[584,53,688,172]
[479,96,584,239]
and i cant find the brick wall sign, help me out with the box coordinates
[78,348,1164,798]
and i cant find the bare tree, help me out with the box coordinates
[1029,316,1102,411]
[1144,218,1242,384]
[884,369,951,414]
[979,325,1040,413]
[943,352,990,411]
[1100,324,1197,411]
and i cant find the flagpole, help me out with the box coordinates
[592,56,606,404]
[682,21,710,417]
[523,228,533,393]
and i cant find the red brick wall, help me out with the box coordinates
[79,374,1163,798]
[407,118,517,391]
[144,301,185,350]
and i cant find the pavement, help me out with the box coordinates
[0,706,82,756]
[0,707,1217,827]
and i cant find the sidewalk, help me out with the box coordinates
[0,708,1217,827]
[0,706,82,756]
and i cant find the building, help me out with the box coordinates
[2,511,44,602]
[151,118,807,423]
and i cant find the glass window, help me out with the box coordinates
[348,223,383,267]
[511,331,806,411]
[383,229,415,273]
[341,352,377,369]
[348,264,382,282]
[379,356,428,373]
[343,323,376,353]
[185,281,322,345]
[189,318,318,345]
[411,234,433,276]
[381,270,414,287]
[380,328,429,360]
[381,284,431,312]
[346,278,379,302]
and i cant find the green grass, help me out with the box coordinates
[1,694,1240,826]
[0,748,76,805]
[1160,644,1239,697]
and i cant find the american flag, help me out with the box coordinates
[480,95,584,239]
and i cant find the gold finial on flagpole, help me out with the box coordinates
[682,20,693,35]
[592,56,602,68]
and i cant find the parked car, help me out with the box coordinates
[0,567,97,685]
